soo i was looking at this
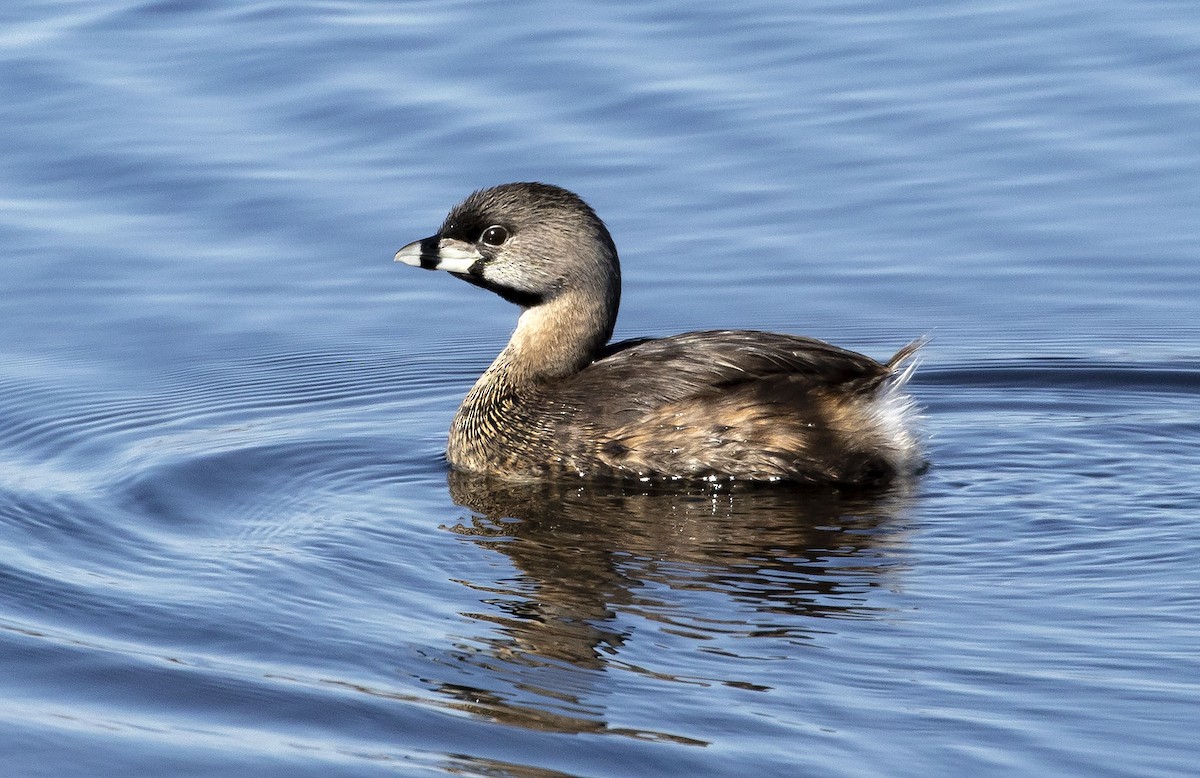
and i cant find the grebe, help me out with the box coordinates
[395,182,923,485]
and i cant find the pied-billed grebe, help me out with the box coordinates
[395,182,924,485]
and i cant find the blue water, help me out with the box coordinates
[2,1,1199,775]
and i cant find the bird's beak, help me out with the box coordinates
[394,237,481,274]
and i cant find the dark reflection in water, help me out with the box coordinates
[429,472,914,742]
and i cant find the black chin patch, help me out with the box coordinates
[453,272,545,308]
[491,285,546,308]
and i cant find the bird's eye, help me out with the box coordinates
[480,225,508,246]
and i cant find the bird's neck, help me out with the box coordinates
[488,290,616,385]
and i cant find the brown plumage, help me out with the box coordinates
[395,182,924,485]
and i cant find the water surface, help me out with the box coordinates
[2,1,1199,775]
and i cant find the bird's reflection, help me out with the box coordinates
[429,472,915,740]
